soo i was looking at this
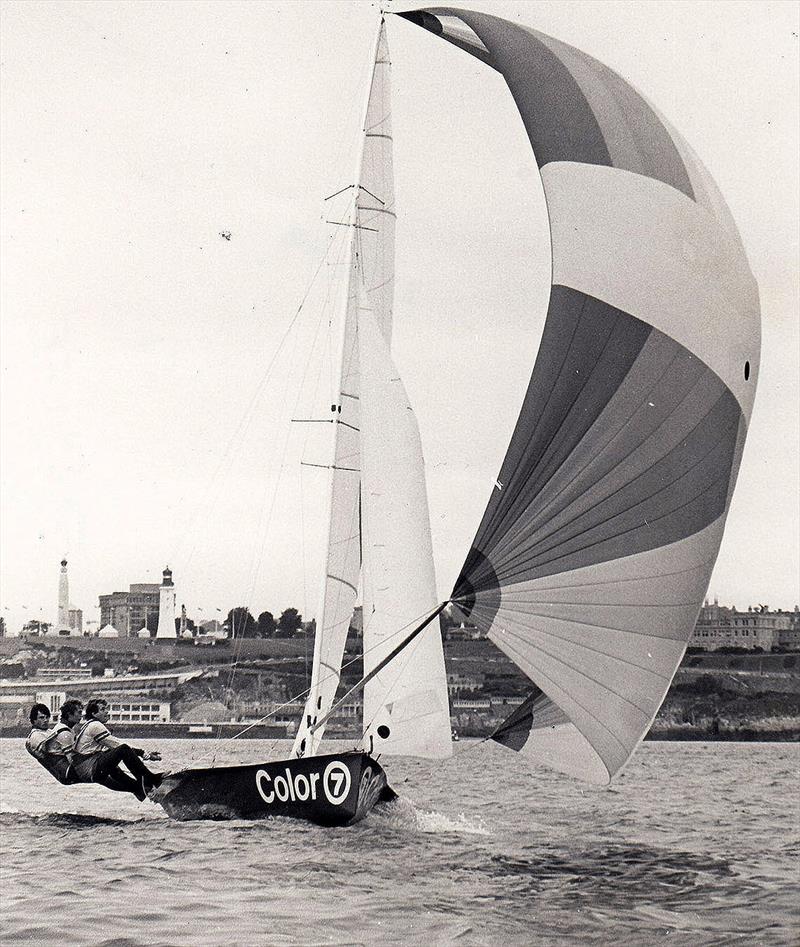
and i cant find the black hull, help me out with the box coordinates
[152,751,394,826]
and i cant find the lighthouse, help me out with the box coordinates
[57,559,70,634]
[155,566,176,638]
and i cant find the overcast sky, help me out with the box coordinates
[1,1,798,632]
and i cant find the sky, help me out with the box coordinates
[1,0,798,633]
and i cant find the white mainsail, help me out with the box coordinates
[359,310,452,759]
[292,20,398,758]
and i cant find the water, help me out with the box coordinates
[1,739,797,946]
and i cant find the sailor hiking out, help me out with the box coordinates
[25,702,78,785]
[71,698,163,800]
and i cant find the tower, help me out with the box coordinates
[57,559,70,634]
[155,566,176,638]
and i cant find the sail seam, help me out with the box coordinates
[493,406,738,577]
[494,624,670,713]
[489,356,726,567]
[493,631,631,767]
[482,552,720,593]
[493,601,690,647]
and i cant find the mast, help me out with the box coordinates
[292,18,392,758]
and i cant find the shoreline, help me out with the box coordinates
[2,727,798,743]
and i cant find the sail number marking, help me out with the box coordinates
[255,760,351,807]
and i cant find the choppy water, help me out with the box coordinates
[0,738,797,946]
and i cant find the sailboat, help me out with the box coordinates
[154,6,759,823]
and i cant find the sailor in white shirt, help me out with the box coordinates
[71,698,162,800]
[25,703,74,784]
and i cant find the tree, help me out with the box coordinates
[174,617,197,636]
[258,611,277,638]
[226,607,257,638]
[275,607,302,638]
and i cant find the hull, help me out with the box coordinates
[152,751,394,826]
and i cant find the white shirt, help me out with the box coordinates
[25,727,56,758]
[73,719,122,757]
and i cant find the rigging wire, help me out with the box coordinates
[188,598,443,767]
[211,234,352,749]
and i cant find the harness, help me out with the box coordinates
[70,720,116,781]
[71,719,106,764]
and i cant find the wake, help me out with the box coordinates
[371,796,491,836]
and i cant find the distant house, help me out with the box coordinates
[446,672,481,695]
[179,700,231,724]
[690,602,798,651]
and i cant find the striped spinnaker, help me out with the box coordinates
[401,8,759,782]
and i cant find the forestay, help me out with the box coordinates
[402,8,760,783]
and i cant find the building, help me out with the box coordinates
[67,607,83,636]
[446,622,486,641]
[35,667,93,680]
[35,690,67,716]
[107,699,170,723]
[21,620,52,636]
[155,567,176,639]
[446,672,481,695]
[775,608,800,650]
[690,601,795,651]
[99,582,161,637]
[0,669,203,700]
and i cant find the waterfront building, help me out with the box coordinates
[35,690,66,716]
[107,699,170,723]
[35,667,93,680]
[690,601,795,651]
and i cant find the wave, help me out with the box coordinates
[0,810,150,828]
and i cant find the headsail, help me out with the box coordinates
[359,308,452,759]
[401,8,760,783]
[292,20,396,758]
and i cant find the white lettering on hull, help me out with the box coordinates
[255,761,352,807]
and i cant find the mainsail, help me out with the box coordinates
[401,9,760,783]
[293,20,447,759]
[291,22,395,757]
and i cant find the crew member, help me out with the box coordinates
[25,703,76,784]
[71,698,163,799]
